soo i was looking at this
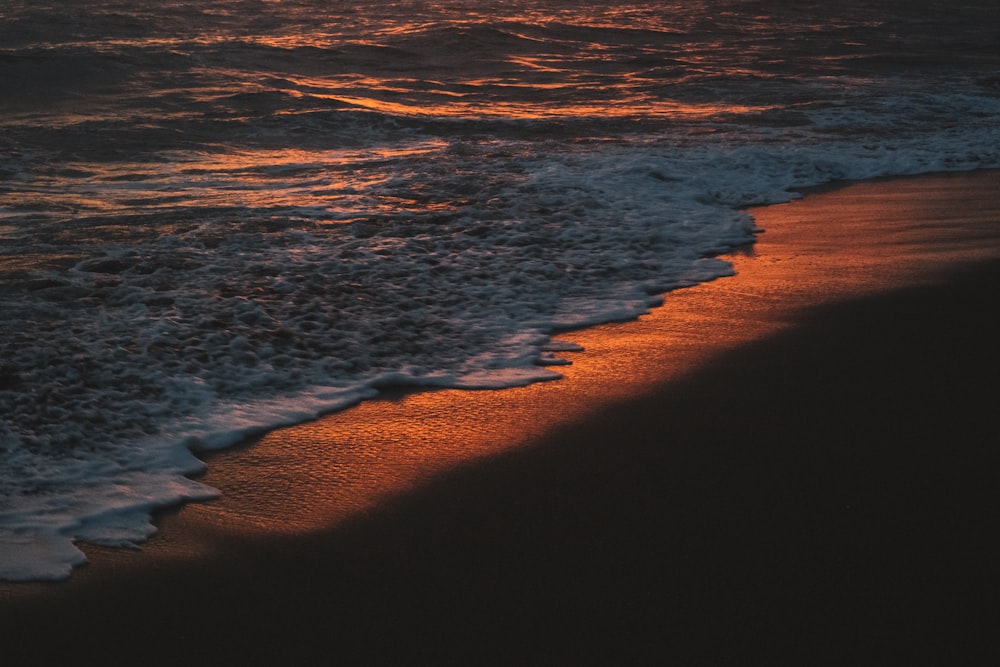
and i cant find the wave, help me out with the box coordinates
[4,118,1000,579]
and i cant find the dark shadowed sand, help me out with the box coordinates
[2,170,999,665]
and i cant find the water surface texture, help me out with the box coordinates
[2,0,999,579]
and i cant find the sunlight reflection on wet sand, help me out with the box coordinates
[78,169,1000,567]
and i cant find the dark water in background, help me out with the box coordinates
[1,0,998,580]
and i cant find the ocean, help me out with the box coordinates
[1,0,998,580]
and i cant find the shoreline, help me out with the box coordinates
[156,168,1000,547]
[2,169,999,663]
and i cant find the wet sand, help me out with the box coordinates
[2,170,999,665]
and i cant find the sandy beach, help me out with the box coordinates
[2,170,999,665]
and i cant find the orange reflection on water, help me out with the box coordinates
[9,141,451,229]
[328,92,763,120]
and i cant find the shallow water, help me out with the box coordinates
[2,0,999,580]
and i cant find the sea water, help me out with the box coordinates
[1,0,998,580]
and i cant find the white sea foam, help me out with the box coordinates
[4,121,999,580]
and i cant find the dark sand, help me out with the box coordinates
[2,171,999,665]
